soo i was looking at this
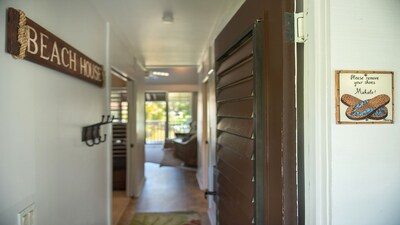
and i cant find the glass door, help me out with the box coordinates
[145,92,167,144]
[167,92,193,139]
[145,92,195,143]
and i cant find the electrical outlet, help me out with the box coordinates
[18,203,34,225]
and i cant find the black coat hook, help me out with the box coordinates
[85,139,95,147]
[99,134,107,143]
[82,115,113,147]
[93,137,101,145]
[104,115,110,124]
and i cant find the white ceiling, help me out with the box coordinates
[144,66,199,84]
[91,0,245,68]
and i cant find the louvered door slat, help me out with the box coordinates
[217,59,253,89]
[219,190,254,223]
[217,99,253,118]
[218,146,253,178]
[217,38,253,75]
[217,118,253,138]
[219,201,253,225]
[217,132,253,158]
[218,160,253,198]
[219,184,254,217]
[217,78,254,102]
[216,33,256,225]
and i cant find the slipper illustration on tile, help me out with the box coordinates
[344,94,390,120]
[341,94,388,120]
[368,107,389,120]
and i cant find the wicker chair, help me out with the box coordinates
[172,134,197,167]
[163,122,198,167]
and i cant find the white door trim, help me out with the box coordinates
[127,78,141,197]
[303,0,332,224]
[197,79,210,190]
[206,73,217,225]
[105,22,112,225]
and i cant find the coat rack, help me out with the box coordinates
[82,115,114,147]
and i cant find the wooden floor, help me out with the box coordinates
[144,144,164,164]
[112,191,131,225]
[115,163,210,225]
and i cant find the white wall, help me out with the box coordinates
[197,46,218,225]
[108,24,146,198]
[329,1,400,224]
[0,1,134,225]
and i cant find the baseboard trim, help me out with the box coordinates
[133,176,146,198]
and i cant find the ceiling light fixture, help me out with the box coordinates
[208,69,214,75]
[162,11,174,24]
[151,71,170,77]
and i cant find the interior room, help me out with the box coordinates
[1,0,400,225]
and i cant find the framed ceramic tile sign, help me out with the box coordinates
[336,70,394,124]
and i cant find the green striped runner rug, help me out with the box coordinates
[131,211,201,225]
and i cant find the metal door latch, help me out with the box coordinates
[295,12,308,43]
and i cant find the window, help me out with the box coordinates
[111,89,128,123]
[145,92,195,143]
[167,92,193,138]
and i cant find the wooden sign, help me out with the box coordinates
[6,8,104,87]
[336,70,394,124]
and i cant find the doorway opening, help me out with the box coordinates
[144,92,197,166]
[144,92,167,144]
[110,69,132,225]
[111,88,128,191]
[145,92,194,144]
[113,90,209,225]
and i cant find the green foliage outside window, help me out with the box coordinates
[145,92,193,143]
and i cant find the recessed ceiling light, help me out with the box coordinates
[162,11,174,24]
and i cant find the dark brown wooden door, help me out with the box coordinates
[214,0,297,224]
[215,23,265,225]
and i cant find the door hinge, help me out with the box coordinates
[295,12,307,43]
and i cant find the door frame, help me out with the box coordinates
[126,78,138,197]
[303,0,332,224]
[109,67,138,197]
[199,76,210,190]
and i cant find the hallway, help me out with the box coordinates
[114,163,210,225]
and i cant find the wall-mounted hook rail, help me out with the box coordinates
[82,115,114,147]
